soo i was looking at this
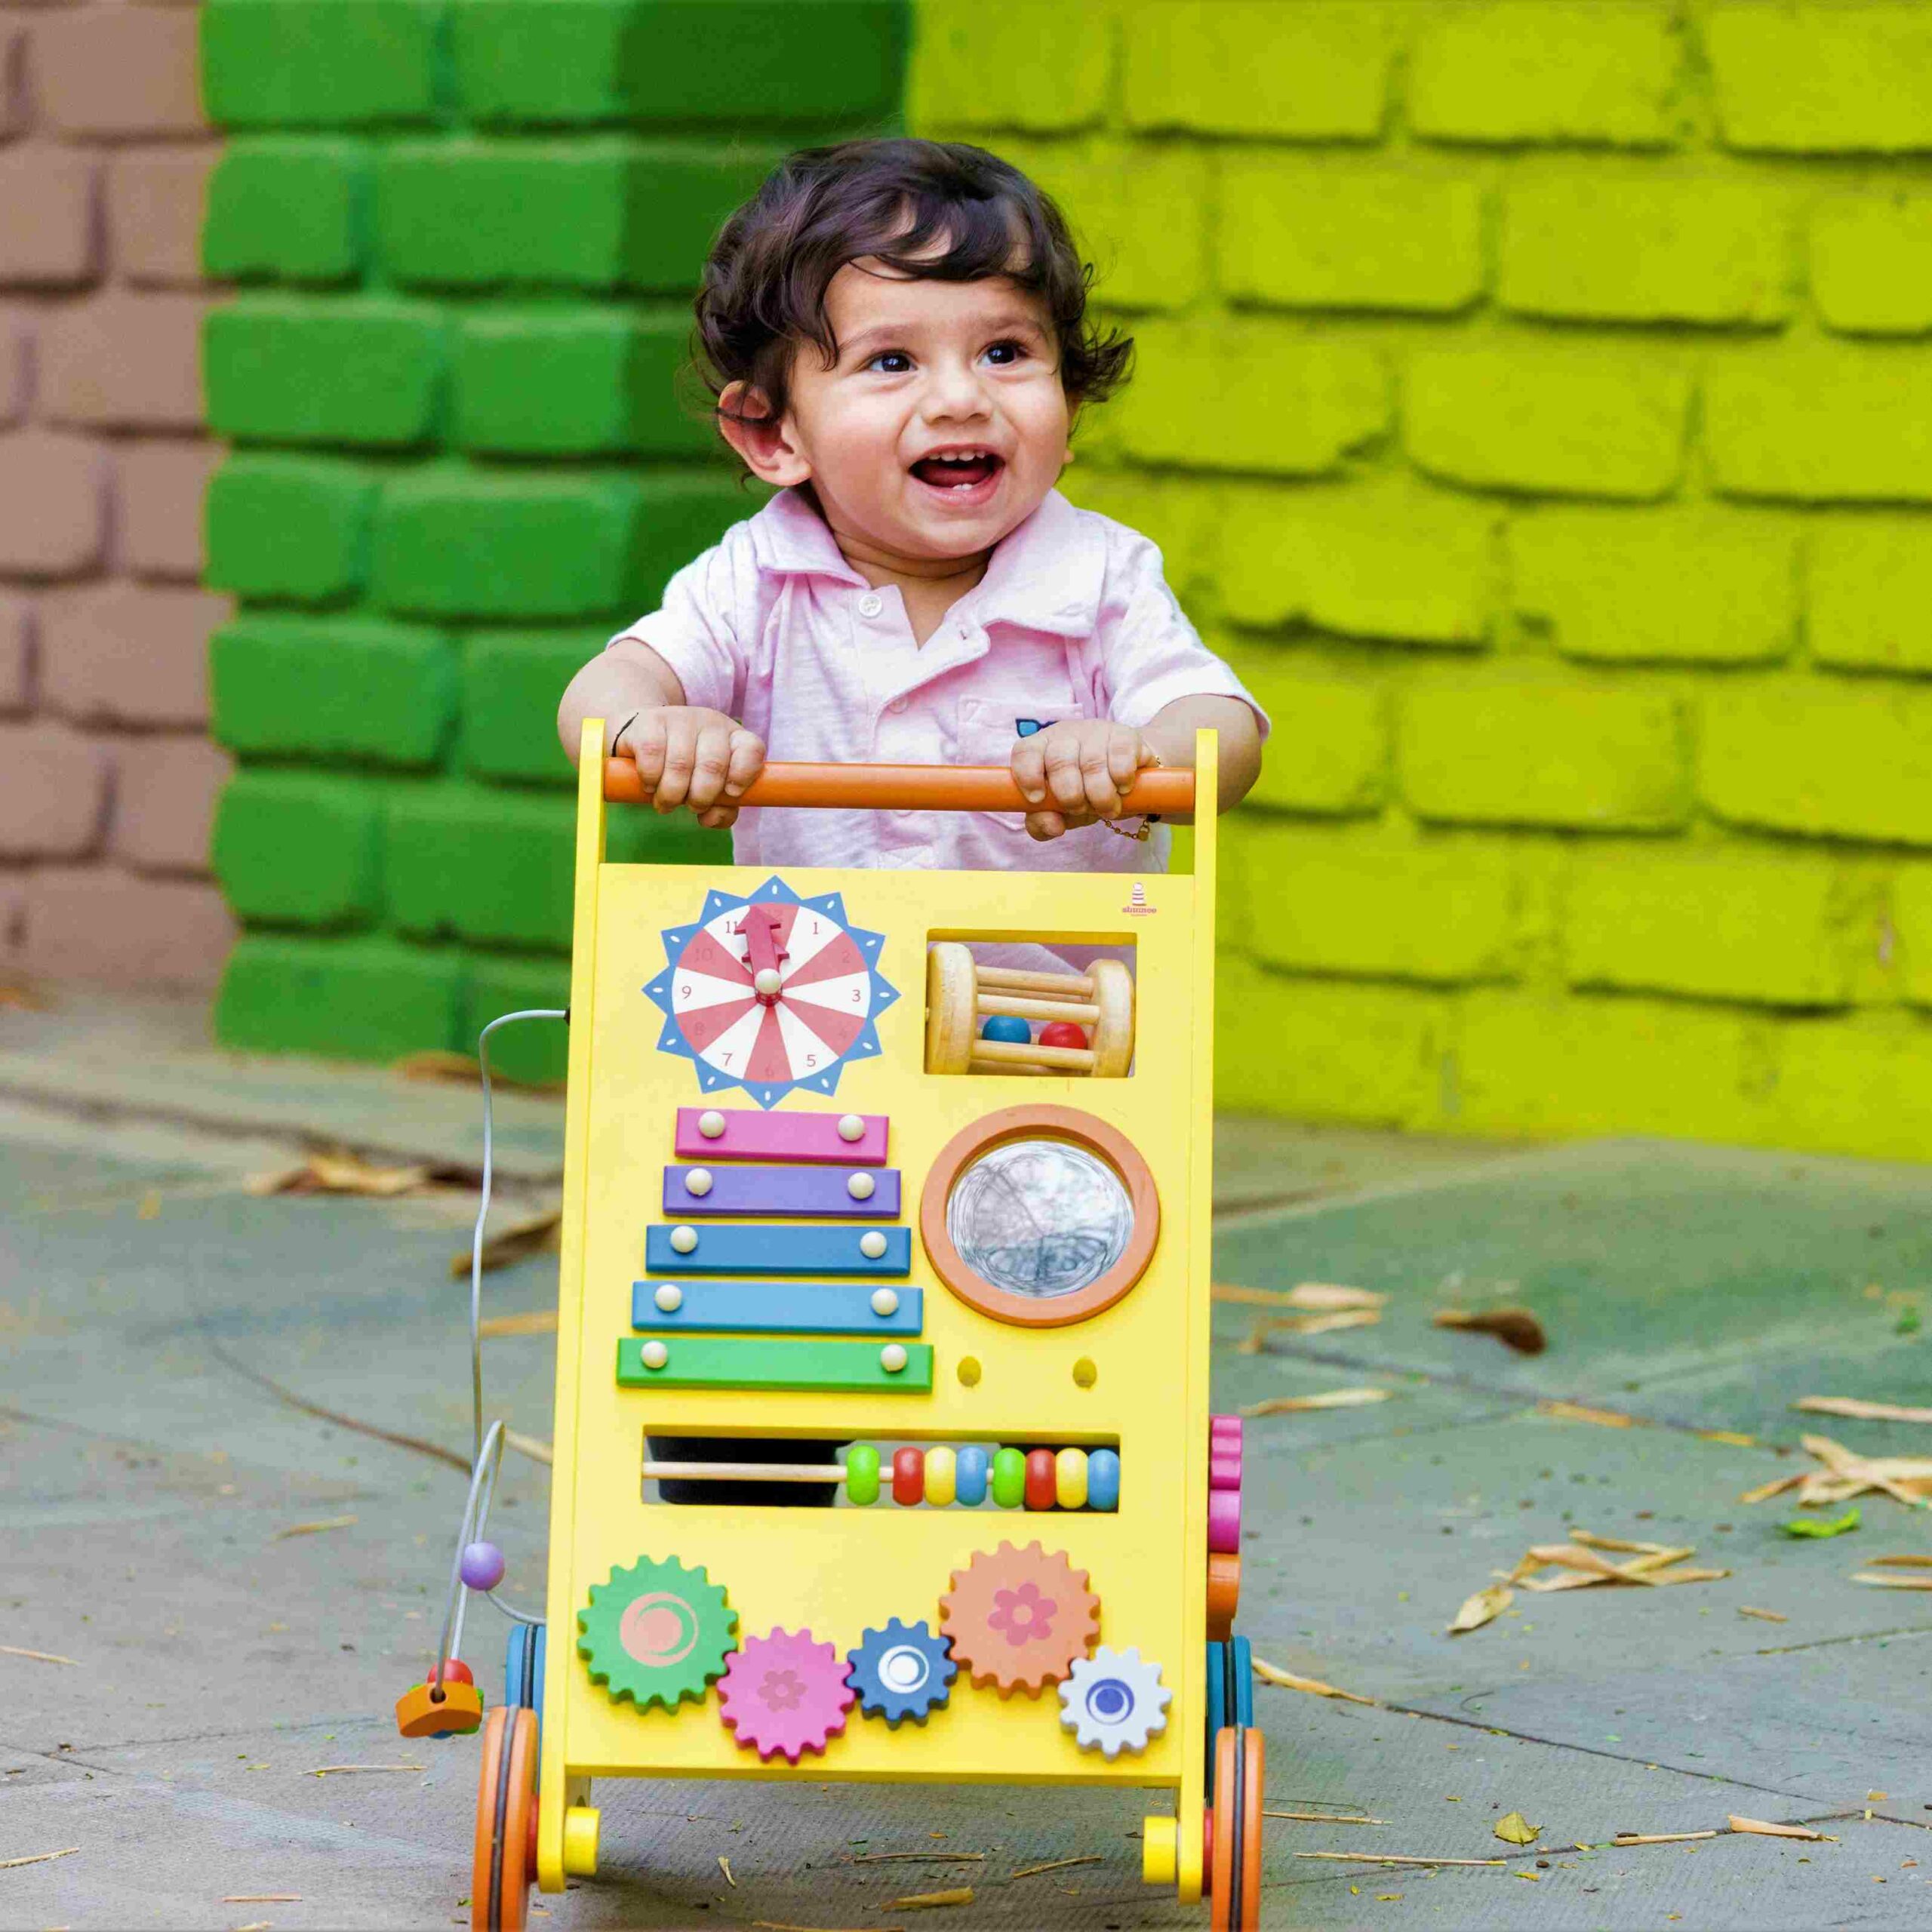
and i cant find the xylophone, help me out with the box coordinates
[396,735,1264,1930]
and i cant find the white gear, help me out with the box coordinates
[1058,1647,1171,1758]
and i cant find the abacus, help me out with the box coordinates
[924,940,1135,1076]
[643,1441,1128,1512]
[432,740,1263,1932]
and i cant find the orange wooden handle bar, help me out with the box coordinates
[602,758,1195,815]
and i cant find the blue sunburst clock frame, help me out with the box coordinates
[643,875,899,1109]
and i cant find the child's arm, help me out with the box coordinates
[1010,699,1261,842]
[557,638,764,829]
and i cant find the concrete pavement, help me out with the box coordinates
[5,995,1932,1927]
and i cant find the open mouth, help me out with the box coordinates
[909,450,1004,493]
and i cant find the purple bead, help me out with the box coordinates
[460,1541,505,1591]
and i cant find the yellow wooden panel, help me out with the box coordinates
[540,724,1216,1900]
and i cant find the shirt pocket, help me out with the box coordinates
[954,695,1084,833]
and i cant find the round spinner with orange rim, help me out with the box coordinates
[938,1540,1100,1697]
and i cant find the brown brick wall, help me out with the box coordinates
[0,1,233,989]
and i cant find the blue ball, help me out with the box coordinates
[1088,1448,1121,1513]
[979,1014,1031,1045]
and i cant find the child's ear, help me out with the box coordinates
[718,381,811,488]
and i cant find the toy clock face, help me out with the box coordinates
[645,877,898,1109]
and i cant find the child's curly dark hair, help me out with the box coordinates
[694,137,1134,438]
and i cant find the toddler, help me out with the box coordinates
[558,138,1267,1501]
[558,135,1264,857]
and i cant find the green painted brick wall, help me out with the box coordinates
[915,0,1932,1163]
[201,0,909,1078]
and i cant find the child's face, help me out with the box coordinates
[728,260,1072,566]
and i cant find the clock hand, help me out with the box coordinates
[736,904,789,1005]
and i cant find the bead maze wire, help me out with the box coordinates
[426,1007,565,1689]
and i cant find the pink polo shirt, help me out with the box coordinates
[609,485,1264,875]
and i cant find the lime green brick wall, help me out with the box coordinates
[915,0,1932,1161]
[200,0,908,1077]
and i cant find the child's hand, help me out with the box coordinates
[1010,720,1156,841]
[614,706,764,829]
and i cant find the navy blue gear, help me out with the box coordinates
[845,1618,957,1727]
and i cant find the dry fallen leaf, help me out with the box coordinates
[1729,1817,1829,1841]
[247,1149,433,1198]
[1537,1399,1636,1429]
[1213,1281,1386,1312]
[506,1429,553,1466]
[1795,1395,1932,1425]
[0,1644,76,1665]
[1238,1309,1380,1352]
[1294,1852,1504,1868]
[1612,1832,1716,1847]
[1741,1434,1932,1511]
[1264,1810,1387,1825]
[273,1515,357,1541]
[1251,1657,1378,1706]
[1851,1571,1932,1590]
[887,1889,974,1911]
[222,1899,302,1906]
[475,1307,561,1337]
[1008,1857,1100,1879]
[718,1856,736,1887]
[1240,1388,1390,1417]
[1866,1553,1932,1567]
[1449,1583,1514,1635]
[307,1763,424,1777]
[1737,1606,1788,1623]
[452,1208,564,1281]
[1494,1812,1540,1847]
[0,1847,78,1871]
[1503,1533,1727,1596]
[1434,1306,1546,1355]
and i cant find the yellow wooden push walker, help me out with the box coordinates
[401,724,1263,1930]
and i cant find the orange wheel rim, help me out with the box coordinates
[1206,1552,1240,1643]
[471,1706,537,1932]
[470,1707,509,1932]
[1208,1728,1237,1931]
[1238,1727,1266,1929]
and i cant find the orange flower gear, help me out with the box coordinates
[939,1540,1100,1698]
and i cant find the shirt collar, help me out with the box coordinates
[746,486,1104,638]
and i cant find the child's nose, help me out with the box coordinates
[921,358,992,419]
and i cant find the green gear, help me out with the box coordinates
[577,1555,737,1712]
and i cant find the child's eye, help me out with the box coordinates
[866,350,913,374]
[983,340,1029,365]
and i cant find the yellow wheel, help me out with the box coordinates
[471,1705,537,1932]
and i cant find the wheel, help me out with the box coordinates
[1203,1638,1254,1785]
[1207,1725,1265,1932]
[471,1704,537,1932]
[504,1624,546,1788]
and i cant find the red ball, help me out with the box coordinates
[1038,1021,1089,1051]
[438,1658,475,1686]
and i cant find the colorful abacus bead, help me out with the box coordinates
[1055,1447,1089,1510]
[1088,1447,1121,1512]
[846,1444,881,1506]
[980,1014,1031,1044]
[460,1541,506,1591]
[892,1446,925,1507]
[1024,1447,1057,1512]
[991,1446,1026,1509]
[956,1445,990,1507]
[924,1445,957,1507]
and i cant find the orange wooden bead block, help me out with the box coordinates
[396,1678,484,1738]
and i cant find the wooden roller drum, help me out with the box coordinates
[924,943,1134,1078]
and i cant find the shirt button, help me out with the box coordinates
[888,698,907,715]
[858,592,884,618]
